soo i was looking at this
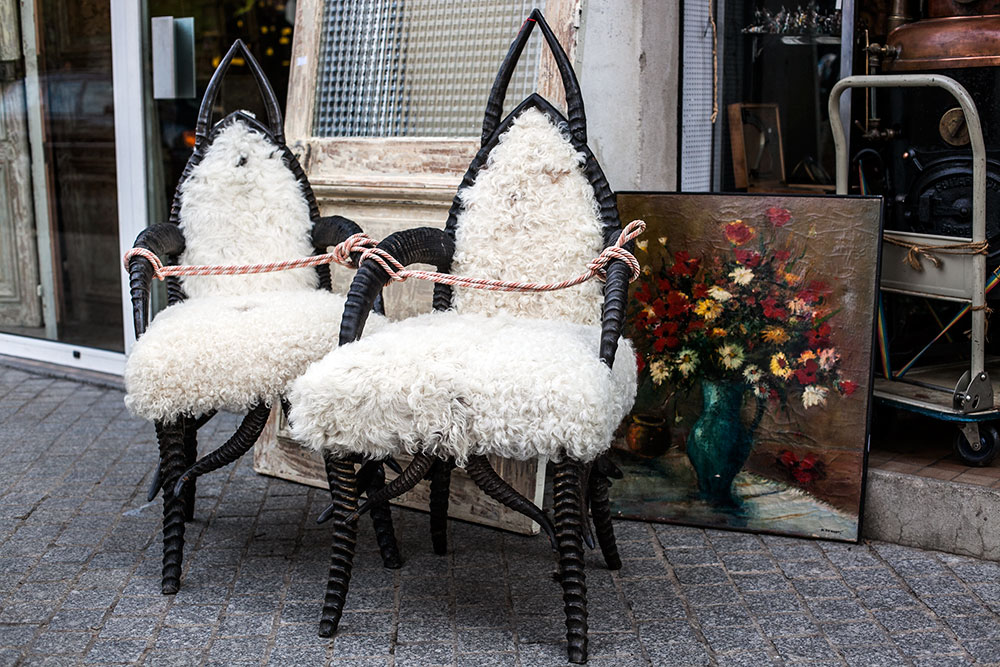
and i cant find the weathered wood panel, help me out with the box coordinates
[254,406,544,535]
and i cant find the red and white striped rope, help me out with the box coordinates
[123,220,646,292]
[358,220,645,292]
[123,232,379,280]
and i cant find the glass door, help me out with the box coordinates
[0,0,123,352]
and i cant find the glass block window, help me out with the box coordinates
[313,0,545,138]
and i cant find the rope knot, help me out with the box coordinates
[331,233,379,268]
[124,248,167,280]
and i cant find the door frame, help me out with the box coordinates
[1,0,145,374]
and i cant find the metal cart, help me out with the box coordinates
[829,74,999,465]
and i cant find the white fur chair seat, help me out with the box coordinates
[125,290,383,422]
[288,311,637,464]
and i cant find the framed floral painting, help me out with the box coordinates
[611,192,883,542]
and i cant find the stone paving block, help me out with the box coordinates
[394,642,454,666]
[663,547,720,567]
[894,629,965,657]
[455,652,518,667]
[153,625,214,651]
[821,620,890,646]
[856,587,919,610]
[731,572,792,593]
[330,632,392,657]
[840,645,909,667]
[715,649,780,666]
[742,591,806,615]
[923,594,988,618]
[720,552,778,573]
[693,605,754,628]
[771,635,836,661]
[874,608,942,633]
[682,583,740,608]
[28,630,92,656]
[673,565,729,586]
[84,639,147,663]
[758,613,821,637]
[699,624,769,654]
[805,597,869,622]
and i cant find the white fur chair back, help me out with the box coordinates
[176,119,317,299]
[450,107,605,326]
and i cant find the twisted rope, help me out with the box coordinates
[123,221,646,292]
[361,219,645,292]
[884,236,989,272]
[123,232,379,280]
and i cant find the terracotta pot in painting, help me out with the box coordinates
[624,415,671,458]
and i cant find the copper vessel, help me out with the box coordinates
[884,15,1000,70]
[927,0,1000,17]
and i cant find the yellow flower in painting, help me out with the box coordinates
[658,236,668,245]
[717,344,745,370]
[676,349,699,377]
[762,326,790,344]
[649,359,670,385]
[637,240,649,251]
[709,327,727,338]
[784,271,803,286]
[694,299,723,321]
[642,266,653,275]
[770,352,793,379]
[799,350,817,364]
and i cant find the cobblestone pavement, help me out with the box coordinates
[4,365,1000,666]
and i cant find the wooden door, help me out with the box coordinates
[254,0,582,534]
[0,0,42,328]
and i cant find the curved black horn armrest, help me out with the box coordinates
[312,215,365,259]
[339,227,455,346]
[599,258,632,369]
[129,224,186,339]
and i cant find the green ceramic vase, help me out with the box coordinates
[685,380,755,507]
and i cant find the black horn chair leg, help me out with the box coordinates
[588,456,622,571]
[428,458,455,556]
[173,402,271,498]
[319,451,360,637]
[554,459,589,664]
[464,455,557,549]
[181,417,198,522]
[362,461,403,569]
[346,453,435,523]
[156,418,188,595]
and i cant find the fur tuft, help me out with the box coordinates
[451,108,605,325]
[124,291,383,422]
[177,120,317,298]
[287,311,637,464]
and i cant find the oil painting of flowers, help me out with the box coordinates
[611,193,881,542]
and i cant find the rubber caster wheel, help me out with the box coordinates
[954,423,1000,467]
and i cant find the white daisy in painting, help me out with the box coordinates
[708,286,733,302]
[753,384,769,399]
[649,359,670,385]
[802,385,829,409]
[729,267,754,285]
[676,349,698,377]
[743,365,763,384]
[717,344,744,370]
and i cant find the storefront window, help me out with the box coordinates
[0,0,123,351]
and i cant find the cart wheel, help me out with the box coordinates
[954,424,1000,467]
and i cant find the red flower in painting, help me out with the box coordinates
[651,299,667,318]
[666,291,691,317]
[794,359,819,385]
[766,207,792,227]
[838,380,858,396]
[635,283,652,304]
[776,450,826,486]
[635,352,646,374]
[734,249,762,267]
[724,221,756,246]
[762,296,787,319]
[692,283,709,299]
[774,250,791,264]
[668,251,700,277]
[808,322,832,348]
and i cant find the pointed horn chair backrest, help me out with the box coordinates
[440,10,623,326]
[195,39,285,147]
[166,40,323,301]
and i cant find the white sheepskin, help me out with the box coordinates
[451,107,605,325]
[124,291,384,422]
[287,311,637,464]
[177,120,317,299]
